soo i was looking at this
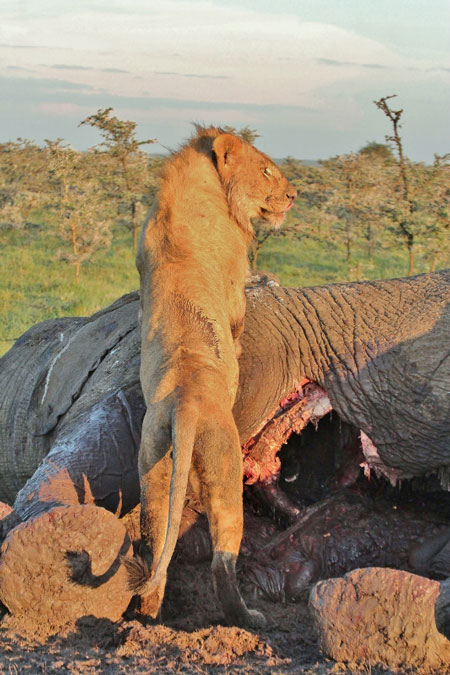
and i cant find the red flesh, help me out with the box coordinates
[242,380,332,484]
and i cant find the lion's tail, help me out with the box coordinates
[126,398,199,597]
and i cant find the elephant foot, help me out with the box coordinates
[309,568,450,670]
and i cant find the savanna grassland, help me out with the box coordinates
[1,103,449,357]
[0,105,449,674]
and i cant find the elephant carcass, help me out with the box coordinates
[1,270,449,524]
[0,270,449,640]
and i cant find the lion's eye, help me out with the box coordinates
[263,167,272,177]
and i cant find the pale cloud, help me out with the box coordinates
[0,1,448,160]
[37,102,93,117]
[1,0,443,108]
[49,64,94,71]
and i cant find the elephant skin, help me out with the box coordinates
[0,270,449,527]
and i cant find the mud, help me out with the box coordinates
[0,553,410,674]
[1,491,449,673]
[1,412,449,671]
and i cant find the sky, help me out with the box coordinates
[1,0,449,161]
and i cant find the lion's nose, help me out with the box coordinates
[287,187,297,202]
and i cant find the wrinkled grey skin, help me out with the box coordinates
[0,270,449,528]
[0,292,143,514]
[236,270,450,480]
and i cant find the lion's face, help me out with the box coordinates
[212,133,297,231]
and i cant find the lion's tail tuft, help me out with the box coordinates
[122,554,151,594]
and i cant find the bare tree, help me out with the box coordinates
[374,95,415,275]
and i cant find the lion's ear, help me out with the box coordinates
[212,133,242,179]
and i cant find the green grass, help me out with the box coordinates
[257,236,422,288]
[0,220,438,357]
[1,223,139,357]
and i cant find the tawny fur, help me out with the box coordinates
[126,126,295,626]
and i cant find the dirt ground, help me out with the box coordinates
[1,423,448,673]
[0,548,432,675]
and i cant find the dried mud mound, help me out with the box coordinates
[310,567,450,672]
[0,504,133,640]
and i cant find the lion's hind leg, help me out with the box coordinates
[133,403,173,618]
[193,410,267,629]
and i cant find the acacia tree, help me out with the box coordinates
[45,140,112,282]
[80,108,156,250]
[0,139,48,228]
[359,141,395,162]
[221,125,261,145]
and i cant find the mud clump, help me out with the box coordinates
[0,504,133,641]
[309,567,450,672]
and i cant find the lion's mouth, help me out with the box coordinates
[260,204,293,224]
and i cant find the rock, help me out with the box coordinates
[309,567,450,671]
[0,504,133,640]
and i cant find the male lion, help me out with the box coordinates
[125,126,296,628]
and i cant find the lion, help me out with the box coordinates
[125,126,296,628]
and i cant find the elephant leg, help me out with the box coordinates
[248,475,301,525]
[192,412,266,628]
[138,405,172,618]
[429,537,450,578]
[409,529,450,578]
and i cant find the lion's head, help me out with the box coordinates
[210,132,297,231]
